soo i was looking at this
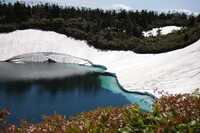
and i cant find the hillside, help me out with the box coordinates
[0,1,200,53]
[0,2,200,132]
[0,29,199,97]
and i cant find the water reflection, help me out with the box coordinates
[0,62,96,82]
[0,62,130,124]
[1,73,101,96]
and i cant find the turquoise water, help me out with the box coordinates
[0,62,154,124]
[99,75,154,111]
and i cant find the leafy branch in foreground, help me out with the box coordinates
[121,88,200,133]
[0,108,10,133]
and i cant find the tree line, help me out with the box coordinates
[0,1,200,53]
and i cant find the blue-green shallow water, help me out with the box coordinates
[0,62,154,124]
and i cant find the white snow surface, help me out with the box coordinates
[6,52,92,65]
[143,26,182,37]
[0,29,200,97]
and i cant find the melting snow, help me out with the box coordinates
[143,26,182,37]
[0,29,199,97]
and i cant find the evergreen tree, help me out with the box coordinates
[188,15,195,27]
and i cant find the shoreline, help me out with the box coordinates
[0,29,199,98]
[99,71,157,99]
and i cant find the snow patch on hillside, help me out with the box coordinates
[0,29,199,97]
[143,26,182,37]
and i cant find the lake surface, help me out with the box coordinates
[0,62,154,124]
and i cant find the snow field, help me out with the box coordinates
[0,28,199,97]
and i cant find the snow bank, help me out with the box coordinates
[143,26,182,37]
[0,29,200,97]
[6,52,93,65]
